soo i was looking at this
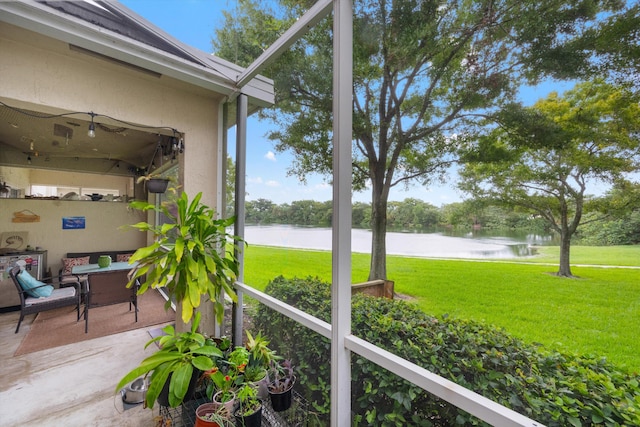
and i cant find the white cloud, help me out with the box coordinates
[265,151,276,161]
[314,182,331,191]
[266,180,280,187]
[247,176,263,184]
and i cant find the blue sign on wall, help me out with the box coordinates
[62,216,86,229]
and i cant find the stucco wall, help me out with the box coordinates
[0,21,227,330]
[0,198,146,276]
[0,22,223,210]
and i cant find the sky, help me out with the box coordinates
[119,0,577,206]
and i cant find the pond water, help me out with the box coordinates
[243,225,555,259]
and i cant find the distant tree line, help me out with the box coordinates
[243,196,553,232]
[236,196,639,246]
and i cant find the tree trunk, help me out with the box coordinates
[557,230,573,277]
[369,190,388,281]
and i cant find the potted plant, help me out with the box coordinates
[202,364,240,415]
[136,173,172,193]
[233,383,262,427]
[243,331,277,399]
[245,331,278,368]
[116,191,243,409]
[195,402,233,427]
[201,341,257,413]
[115,312,222,408]
[125,191,243,325]
[266,359,296,412]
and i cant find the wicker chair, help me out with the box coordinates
[85,269,139,331]
[9,266,87,333]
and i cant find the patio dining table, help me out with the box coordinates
[72,261,139,327]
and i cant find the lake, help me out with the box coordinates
[243,225,554,259]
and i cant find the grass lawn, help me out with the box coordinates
[243,244,640,372]
[524,245,640,266]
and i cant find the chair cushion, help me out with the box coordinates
[60,274,88,284]
[16,269,54,298]
[61,256,90,275]
[25,286,76,306]
[116,253,134,262]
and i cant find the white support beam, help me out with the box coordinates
[236,0,333,88]
[331,1,354,426]
[235,282,332,339]
[213,100,229,338]
[232,94,248,347]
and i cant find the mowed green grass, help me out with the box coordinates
[243,244,640,372]
[525,245,640,266]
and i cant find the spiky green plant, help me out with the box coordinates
[125,191,243,324]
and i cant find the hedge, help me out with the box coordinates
[254,276,640,426]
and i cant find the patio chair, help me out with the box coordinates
[9,265,87,334]
[85,269,139,329]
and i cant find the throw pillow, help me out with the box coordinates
[61,256,90,275]
[17,269,54,298]
[116,253,134,262]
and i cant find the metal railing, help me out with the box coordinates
[234,282,544,427]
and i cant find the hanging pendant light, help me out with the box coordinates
[87,112,96,138]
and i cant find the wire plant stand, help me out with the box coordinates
[159,388,308,427]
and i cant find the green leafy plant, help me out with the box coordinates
[202,366,239,403]
[125,191,244,324]
[199,410,231,424]
[234,383,261,417]
[202,346,248,401]
[202,342,270,400]
[135,173,171,184]
[255,275,640,426]
[244,330,277,383]
[246,330,278,368]
[196,402,233,426]
[115,312,222,408]
[243,362,267,383]
[267,358,295,393]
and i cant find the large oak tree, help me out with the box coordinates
[213,0,630,280]
[459,80,640,277]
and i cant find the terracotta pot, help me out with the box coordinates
[195,403,226,427]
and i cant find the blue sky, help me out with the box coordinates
[119,0,576,206]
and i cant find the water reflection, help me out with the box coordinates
[244,225,554,259]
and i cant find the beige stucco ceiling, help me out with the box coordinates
[0,103,167,175]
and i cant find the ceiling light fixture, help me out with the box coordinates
[0,101,185,166]
[87,112,96,138]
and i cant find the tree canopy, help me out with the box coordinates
[213,0,635,280]
[459,80,640,276]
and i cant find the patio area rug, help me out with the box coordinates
[14,290,174,356]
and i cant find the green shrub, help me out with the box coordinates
[254,276,640,426]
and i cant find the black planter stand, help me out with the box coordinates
[160,388,309,426]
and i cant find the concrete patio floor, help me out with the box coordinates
[0,308,172,426]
